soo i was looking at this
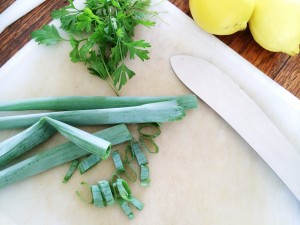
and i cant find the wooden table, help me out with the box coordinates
[1,0,299,99]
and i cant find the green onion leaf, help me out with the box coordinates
[0,124,132,189]
[43,117,111,159]
[0,119,56,167]
[0,95,198,111]
[0,101,186,130]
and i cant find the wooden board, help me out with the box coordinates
[0,0,300,224]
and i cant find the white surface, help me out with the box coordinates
[0,0,300,224]
[0,0,46,33]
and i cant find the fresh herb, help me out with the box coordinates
[31,0,157,95]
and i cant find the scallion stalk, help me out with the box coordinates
[0,95,197,111]
[0,124,132,189]
[0,101,186,130]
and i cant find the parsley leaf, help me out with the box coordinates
[31,25,64,45]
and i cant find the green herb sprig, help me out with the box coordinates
[31,0,157,95]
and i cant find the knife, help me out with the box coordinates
[170,55,300,201]
[0,0,46,33]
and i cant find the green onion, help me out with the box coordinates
[124,144,134,163]
[131,142,148,166]
[112,150,125,173]
[76,181,93,204]
[43,117,111,159]
[0,101,186,130]
[123,161,137,182]
[139,136,159,154]
[118,201,134,220]
[62,159,79,183]
[0,124,132,189]
[140,164,150,187]
[0,118,56,167]
[116,178,132,201]
[98,180,114,206]
[0,116,111,167]
[137,123,161,138]
[78,155,101,174]
[129,197,144,211]
[91,185,105,207]
[0,95,198,111]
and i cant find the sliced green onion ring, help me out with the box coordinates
[78,154,101,174]
[137,123,161,138]
[91,185,105,207]
[76,181,93,204]
[131,142,148,166]
[118,200,134,219]
[123,161,137,182]
[62,159,79,183]
[129,197,144,211]
[140,164,150,187]
[124,144,135,163]
[110,172,121,185]
[112,150,125,172]
[98,180,114,206]
[139,136,159,154]
[116,178,132,201]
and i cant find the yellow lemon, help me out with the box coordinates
[249,0,300,56]
[189,0,254,35]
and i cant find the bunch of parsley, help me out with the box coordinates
[32,0,157,95]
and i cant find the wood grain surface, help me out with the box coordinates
[0,0,299,99]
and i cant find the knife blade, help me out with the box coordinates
[170,55,300,201]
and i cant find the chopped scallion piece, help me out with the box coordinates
[112,150,125,172]
[123,161,137,182]
[131,142,148,166]
[118,200,134,220]
[129,197,144,211]
[137,123,161,138]
[98,181,114,206]
[139,136,159,154]
[78,154,101,174]
[140,164,150,187]
[116,178,132,201]
[63,159,79,183]
[91,185,105,207]
[124,144,135,163]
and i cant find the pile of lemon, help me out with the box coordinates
[189,0,300,56]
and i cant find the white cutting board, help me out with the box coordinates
[0,0,300,224]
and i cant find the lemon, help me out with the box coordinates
[189,0,254,35]
[249,0,300,56]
